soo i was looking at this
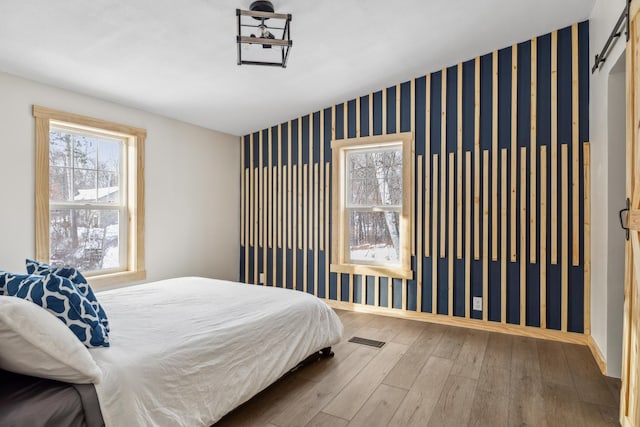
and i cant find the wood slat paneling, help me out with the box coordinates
[474,57,481,261]
[433,154,439,314]
[572,23,580,266]
[540,146,548,328]
[551,31,559,265]
[511,44,518,262]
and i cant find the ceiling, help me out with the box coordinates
[0,0,595,136]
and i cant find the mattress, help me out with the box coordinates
[89,277,343,426]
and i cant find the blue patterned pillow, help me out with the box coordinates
[26,259,109,332]
[0,272,109,348]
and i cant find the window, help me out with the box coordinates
[34,106,145,287]
[331,132,413,279]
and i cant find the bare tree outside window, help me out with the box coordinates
[346,146,402,265]
[48,128,124,272]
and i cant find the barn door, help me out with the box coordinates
[621,1,640,425]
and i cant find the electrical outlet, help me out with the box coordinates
[259,273,264,284]
[473,297,482,311]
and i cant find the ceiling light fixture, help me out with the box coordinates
[236,1,292,68]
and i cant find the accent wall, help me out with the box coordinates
[239,21,590,339]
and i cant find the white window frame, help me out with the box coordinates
[330,132,414,279]
[34,105,146,288]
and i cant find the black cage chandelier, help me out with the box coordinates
[236,1,292,68]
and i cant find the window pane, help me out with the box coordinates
[347,148,402,207]
[72,135,97,169]
[50,208,121,272]
[49,131,73,167]
[50,166,73,201]
[73,169,97,202]
[98,139,120,173]
[348,210,400,264]
[98,171,119,203]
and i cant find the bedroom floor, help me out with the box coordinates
[216,310,620,427]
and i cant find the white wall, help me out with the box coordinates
[0,71,240,285]
[589,0,627,377]
[606,57,626,378]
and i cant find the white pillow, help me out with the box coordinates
[0,295,103,384]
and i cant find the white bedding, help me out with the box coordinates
[89,277,343,426]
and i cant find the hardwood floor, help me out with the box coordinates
[216,310,620,427]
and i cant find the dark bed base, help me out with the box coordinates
[289,346,334,374]
[0,369,104,427]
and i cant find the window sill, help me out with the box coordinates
[86,270,146,289]
[330,263,413,280]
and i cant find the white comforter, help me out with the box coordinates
[89,277,343,426]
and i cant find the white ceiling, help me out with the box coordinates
[0,0,595,136]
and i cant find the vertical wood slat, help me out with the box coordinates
[441,70,447,259]
[288,121,293,250]
[278,124,283,250]
[457,63,463,259]
[483,150,489,320]
[425,74,432,257]
[254,167,258,284]
[344,102,353,299]
[561,144,569,332]
[402,278,407,311]
[540,146,548,328]
[292,164,297,290]
[501,149,508,323]
[520,147,527,326]
[349,273,354,305]
[411,79,416,256]
[259,131,263,249]
[268,128,273,250]
[263,166,268,282]
[310,113,316,294]
[249,133,254,251]
[274,165,278,284]
[511,44,518,262]
[551,31,558,264]
[369,93,374,136]
[298,118,303,250]
[388,276,392,309]
[245,168,249,283]
[344,101,348,137]
[530,37,538,264]
[241,138,245,247]
[432,154,439,314]
[572,23,580,266]
[382,88,387,135]
[465,151,472,318]
[474,57,481,260]
[283,164,288,288]
[492,51,499,261]
[417,155,424,313]
[314,163,319,296]
[374,275,380,308]
[583,142,591,335]
[303,163,308,293]
[356,97,361,138]
[396,83,401,132]
[309,113,314,250]
[320,109,325,252]
[325,162,331,299]
[448,152,455,317]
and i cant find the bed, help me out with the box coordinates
[0,276,343,426]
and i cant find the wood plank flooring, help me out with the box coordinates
[216,310,620,427]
